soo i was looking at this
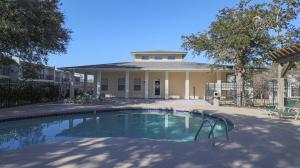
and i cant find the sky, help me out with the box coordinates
[48,0,298,68]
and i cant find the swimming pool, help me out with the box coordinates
[0,109,233,151]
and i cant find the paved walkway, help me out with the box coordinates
[0,99,300,168]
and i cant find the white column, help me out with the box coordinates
[125,71,129,98]
[185,115,189,129]
[83,73,88,92]
[185,72,190,99]
[164,114,168,128]
[287,83,292,98]
[70,71,75,98]
[144,71,149,99]
[93,72,97,98]
[216,70,222,82]
[165,72,169,99]
[94,71,101,100]
[216,70,222,97]
[278,64,285,108]
[96,116,100,127]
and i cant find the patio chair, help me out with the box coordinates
[262,100,300,120]
[262,106,284,118]
[262,106,299,120]
[280,100,300,120]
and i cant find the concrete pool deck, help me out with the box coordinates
[0,99,300,168]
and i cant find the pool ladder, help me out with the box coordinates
[194,114,230,147]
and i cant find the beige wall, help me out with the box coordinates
[101,72,126,98]
[99,70,227,99]
[169,72,185,99]
[189,72,216,99]
[129,72,145,98]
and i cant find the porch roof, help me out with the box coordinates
[59,61,233,72]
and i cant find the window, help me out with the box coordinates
[101,78,108,91]
[168,56,176,60]
[141,56,149,60]
[134,78,141,91]
[155,56,163,60]
[226,75,236,83]
[118,78,125,91]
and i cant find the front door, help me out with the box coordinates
[154,80,161,97]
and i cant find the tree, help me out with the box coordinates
[182,0,299,106]
[264,0,300,47]
[0,0,71,65]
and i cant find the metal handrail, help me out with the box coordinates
[210,114,230,141]
[195,114,230,146]
[194,119,215,143]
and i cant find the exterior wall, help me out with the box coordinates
[91,70,228,99]
[221,71,227,82]
[148,72,165,98]
[169,72,185,99]
[101,71,126,98]
[129,72,145,98]
[134,54,183,62]
[189,72,222,99]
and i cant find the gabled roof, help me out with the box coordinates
[59,61,233,72]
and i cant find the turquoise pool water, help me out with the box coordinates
[0,109,233,151]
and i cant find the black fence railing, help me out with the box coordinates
[0,78,70,108]
[205,81,279,107]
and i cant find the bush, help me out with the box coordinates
[0,78,65,108]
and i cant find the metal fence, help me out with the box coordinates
[0,78,70,108]
[205,81,279,107]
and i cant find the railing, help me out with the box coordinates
[194,114,230,147]
[205,82,279,107]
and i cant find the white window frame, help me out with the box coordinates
[134,78,141,91]
[101,78,108,91]
[167,56,176,60]
[154,56,163,60]
[118,78,125,91]
[141,56,150,60]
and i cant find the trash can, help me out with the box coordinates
[213,92,220,106]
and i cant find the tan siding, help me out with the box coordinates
[101,72,125,98]
[189,72,217,99]
[129,72,144,98]
[168,72,185,99]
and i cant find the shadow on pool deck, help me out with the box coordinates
[0,113,300,168]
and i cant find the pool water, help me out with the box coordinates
[0,110,233,151]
